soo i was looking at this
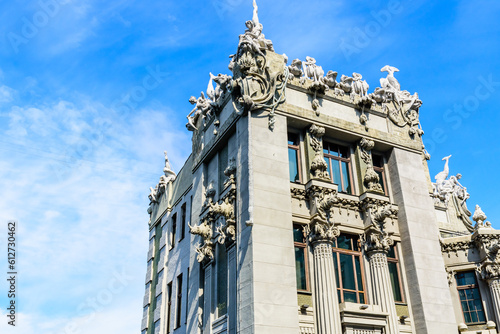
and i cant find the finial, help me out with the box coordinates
[473,205,488,228]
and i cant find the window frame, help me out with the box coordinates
[332,234,367,304]
[170,213,177,250]
[387,244,405,303]
[293,224,310,292]
[287,132,302,183]
[175,273,183,329]
[323,141,354,194]
[180,203,186,241]
[166,281,173,333]
[372,152,388,196]
[456,271,486,325]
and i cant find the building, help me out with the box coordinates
[141,2,500,334]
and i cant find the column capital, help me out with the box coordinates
[305,181,339,243]
[361,199,397,255]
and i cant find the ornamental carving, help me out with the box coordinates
[362,204,396,254]
[308,124,329,180]
[371,65,423,137]
[473,205,492,230]
[305,185,340,243]
[229,0,286,128]
[148,151,177,214]
[432,155,474,232]
[359,138,383,193]
[440,238,474,256]
[189,162,238,263]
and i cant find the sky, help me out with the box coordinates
[0,0,499,333]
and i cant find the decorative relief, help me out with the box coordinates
[362,204,397,254]
[473,205,492,230]
[148,151,177,215]
[440,238,474,256]
[302,56,328,113]
[189,163,238,263]
[308,124,329,180]
[372,65,423,137]
[304,185,340,243]
[290,187,306,200]
[228,0,287,130]
[359,138,383,193]
[432,155,474,232]
[446,269,456,286]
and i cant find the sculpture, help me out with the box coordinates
[432,155,474,231]
[288,59,303,80]
[339,73,369,98]
[359,138,383,193]
[186,92,212,131]
[163,151,176,183]
[308,124,329,180]
[473,205,492,229]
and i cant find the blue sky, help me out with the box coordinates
[0,0,499,333]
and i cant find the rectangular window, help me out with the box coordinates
[219,145,229,193]
[154,319,161,333]
[456,271,486,324]
[185,267,189,324]
[323,142,353,194]
[166,281,173,333]
[175,274,183,328]
[216,243,228,317]
[288,133,301,183]
[293,224,309,291]
[333,234,366,303]
[170,213,177,249]
[387,245,404,303]
[372,154,388,195]
[180,203,186,241]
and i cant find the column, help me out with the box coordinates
[311,239,343,334]
[489,278,500,327]
[366,250,399,334]
[227,244,237,334]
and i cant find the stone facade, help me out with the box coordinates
[140,3,499,334]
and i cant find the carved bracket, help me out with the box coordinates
[360,196,398,254]
[359,138,383,193]
[309,124,329,180]
[305,183,340,243]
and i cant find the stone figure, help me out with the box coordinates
[433,155,474,231]
[237,0,274,56]
[163,151,176,182]
[148,185,158,203]
[473,205,492,229]
[321,70,338,88]
[380,65,400,91]
[288,59,303,80]
[186,92,212,131]
[207,73,232,104]
[303,56,324,83]
[339,73,369,97]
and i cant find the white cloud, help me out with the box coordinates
[0,85,15,103]
[0,96,190,333]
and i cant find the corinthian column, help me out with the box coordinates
[363,205,399,334]
[489,278,500,326]
[306,183,342,334]
[309,218,342,334]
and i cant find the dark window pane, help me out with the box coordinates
[217,243,227,316]
[293,226,304,243]
[334,253,340,288]
[295,247,307,290]
[324,157,331,177]
[355,256,364,291]
[339,146,349,158]
[330,144,340,157]
[288,148,299,182]
[478,310,486,322]
[359,293,365,304]
[464,312,472,324]
[341,161,351,194]
[344,291,357,303]
[337,235,351,250]
[331,160,342,187]
[372,154,383,167]
[469,310,478,324]
[387,246,396,259]
[340,253,355,290]
[388,262,402,302]
[288,133,298,146]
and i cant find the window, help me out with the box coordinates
[323,142,353,194]
[166,281,172,333]
[372,154,388,195]
[333,234,366,303]
[180,203,186,241]
[154,319,161,333]
[219,145,228,193]
[387,245,404,303]
[288,133,301,183]
[456,271,486,324]
[216,243,228,317]
[175,274,183,328]
[185,267,189,324]
[293,224,309,291]
[170,213,177,249]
